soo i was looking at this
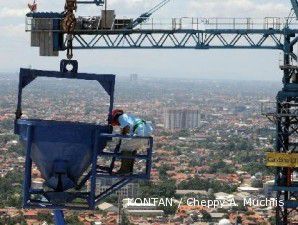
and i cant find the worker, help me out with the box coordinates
[111,109,153,175]
[111,109,153,136]
[28,0,37,12]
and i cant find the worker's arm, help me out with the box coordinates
[121,125,130,135]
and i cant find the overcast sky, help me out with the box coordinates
[0,0,295,80]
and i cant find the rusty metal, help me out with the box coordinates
[62,0,77,59]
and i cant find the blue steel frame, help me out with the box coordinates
[15,68,154,212]
[15,68,115,210]
[54,210,66,225]
[15,68,115,121]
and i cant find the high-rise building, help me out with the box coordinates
[164,108,201,131]
[130,74,138,82]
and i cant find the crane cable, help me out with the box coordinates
[62,0,77,59]
[147,0,170,15]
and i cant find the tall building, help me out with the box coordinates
[164,108,201,131]
[130,74,138,82]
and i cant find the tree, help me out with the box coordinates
[0,170,23,208]
[178,177,237,194]
[269,216,276,225]
[65,213,84,225]
[121,212,135,225]
[37,212,53,224]
[158,164,174,179]
[158,203,178,215]
[140,180,176,199]
[0,215,27,225]
[202,211,212,222]
[8,141,25,156]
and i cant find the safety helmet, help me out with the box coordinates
[111,109,124,126]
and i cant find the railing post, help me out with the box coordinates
[89,129,99,209]
[53,210,66,225]
[23,125,33,208]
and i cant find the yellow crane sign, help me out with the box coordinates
[266,152,298,168]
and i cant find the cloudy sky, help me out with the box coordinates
[0,0,295,80]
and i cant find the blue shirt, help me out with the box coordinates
[118,114,153,137]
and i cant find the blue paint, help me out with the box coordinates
[54,210,66,225]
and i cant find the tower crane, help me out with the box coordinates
[16,0,298,224]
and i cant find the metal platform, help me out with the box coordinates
[15,67,153,210]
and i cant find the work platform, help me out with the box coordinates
[15,67,154,210]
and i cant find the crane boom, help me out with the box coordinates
[291,0,298,19]
[148,0,171,14]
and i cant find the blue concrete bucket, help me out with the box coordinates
[15,68,115,199]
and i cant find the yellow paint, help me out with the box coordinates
[266,152,298,168]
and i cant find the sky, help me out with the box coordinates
[0,0,295,80]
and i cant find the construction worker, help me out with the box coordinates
[111,109,153,175]
[28,0,37,12]
[111,109,153,136]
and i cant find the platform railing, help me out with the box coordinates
[25,16,298,32]
[97,134,154,180]
[261,101,276,117]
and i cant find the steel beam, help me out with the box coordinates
[53,210,66,225]
[68,29,298,50]
[291,0,298,20]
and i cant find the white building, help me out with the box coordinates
[130,74,138,82]
[164,108,201,131]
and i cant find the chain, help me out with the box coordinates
[62,0,77,59]
[66,34,74,59]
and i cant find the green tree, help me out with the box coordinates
[202,211,212,222]
[121,212,135,225]
[0,170,23,208]
[158,164,174,179]
[140,180,176,199]
[158,203,178,215]
[37,212,53,224]
[269,216,276,225]
[65,213,84,225]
